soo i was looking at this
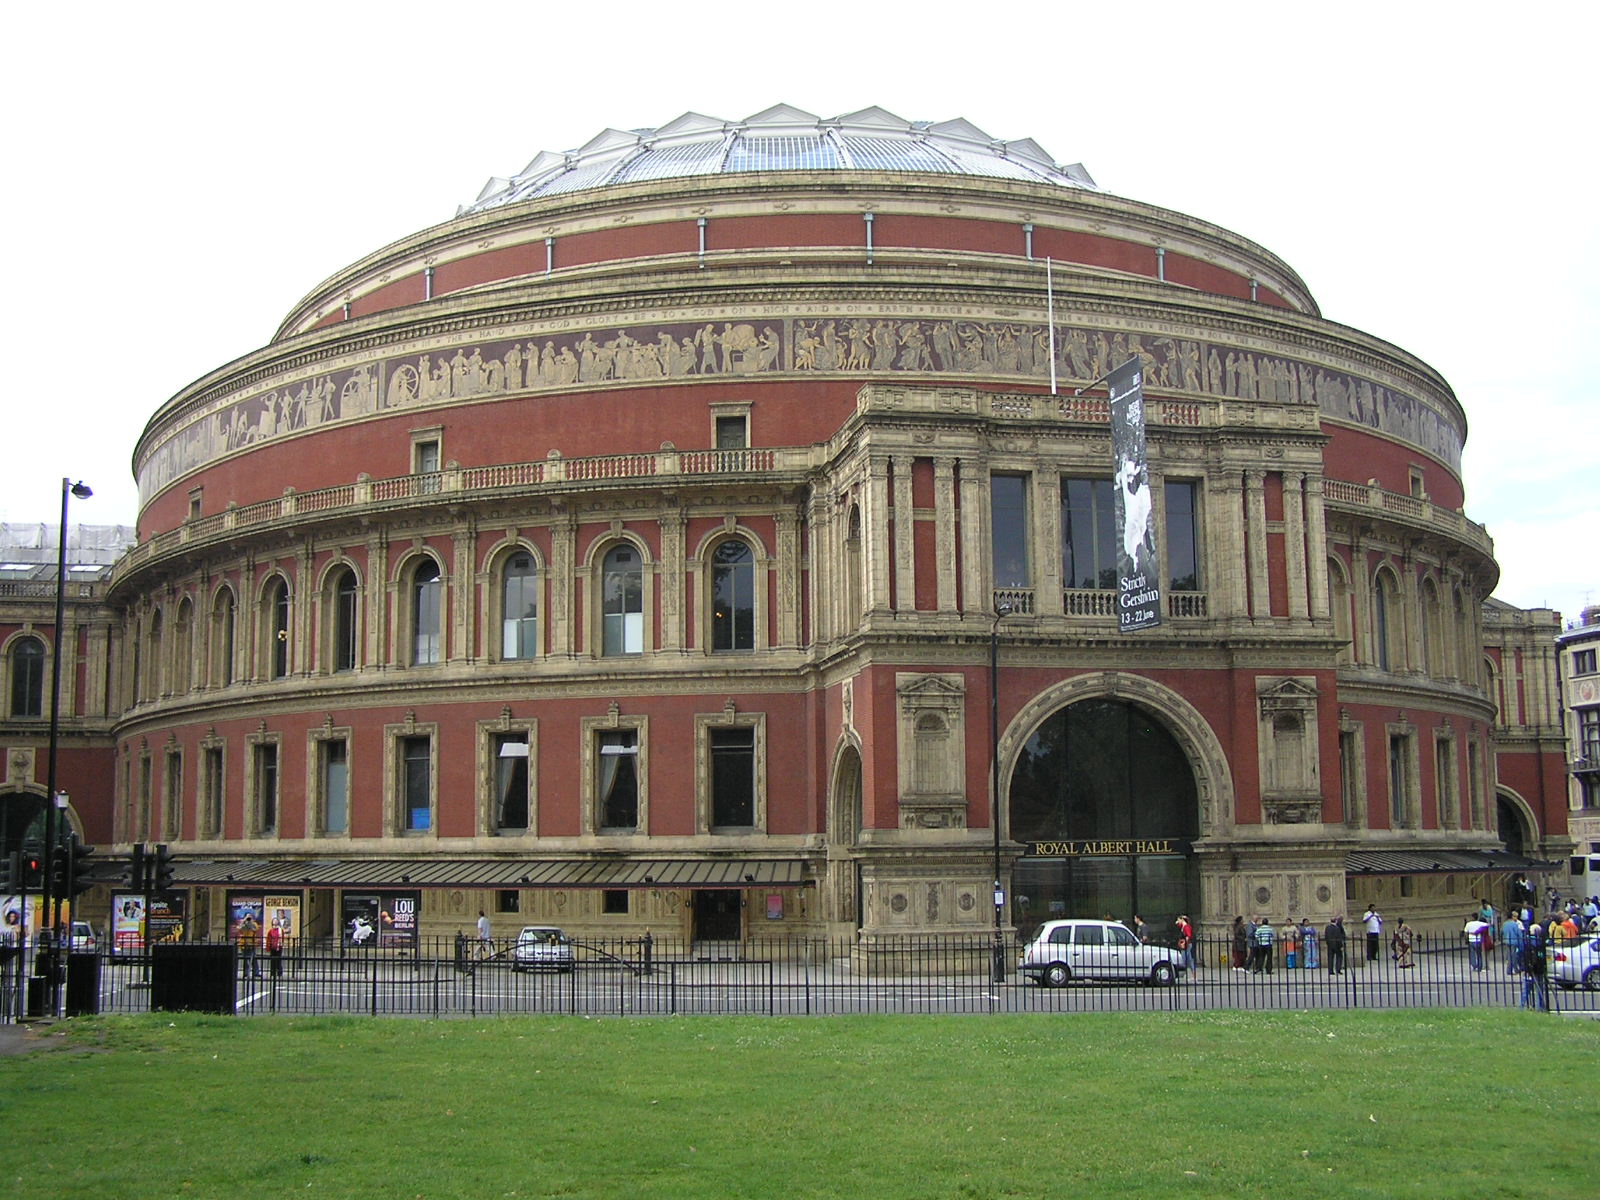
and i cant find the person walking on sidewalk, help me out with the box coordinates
[1323,915,1347,975]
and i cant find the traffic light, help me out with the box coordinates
[0,850,17,892]
[64,836,97,900]
[128,842,147,892]
[152,843,175,893]
[22,849,43,890]
[48,843,70,893]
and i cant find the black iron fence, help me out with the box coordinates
[3,931,1595,1021]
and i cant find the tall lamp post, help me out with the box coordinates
[43,478,91,1011]
[989,601,1013,983]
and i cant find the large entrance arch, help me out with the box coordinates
[1007,695,1204,938]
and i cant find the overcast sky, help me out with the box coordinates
[3,3,1594,622]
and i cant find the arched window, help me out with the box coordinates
[710,539,754,651]
[1372,569,1399,672]
[264,579,290,679]
[145,609,164,699]
[601,544,643,656]
[843,503,863,627]
[1328,557,1353,666]
[8,636,45,718]
[330,567,359,673]
[412,559,442,665]
[173,599,194,695]
[501,552,538,660]
[211,588,236,687]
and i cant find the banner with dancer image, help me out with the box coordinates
[1108,359,1161,632]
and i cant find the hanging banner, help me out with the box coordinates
[1108,358,1162,632]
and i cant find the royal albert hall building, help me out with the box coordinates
[80,105,1572,948]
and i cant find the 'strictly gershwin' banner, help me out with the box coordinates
[1108,359,1162,632]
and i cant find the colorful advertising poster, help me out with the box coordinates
[111,893,147,953]
[146,893,187,946]
[2,895,44,946]
[1108,358,1162,632]
[226,892,301,944]
[341,891,419,950]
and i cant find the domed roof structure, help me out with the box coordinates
[460,104,1098,214]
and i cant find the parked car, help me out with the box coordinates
[1019,919,1183,987]
[1550,935,1600,990]
[512,926,574,972]
[68,921,97,952]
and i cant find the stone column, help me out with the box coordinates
[891,455,914,613]
[957,457,986,615]
[775,506,801,648]
[452,524,475,662]
[550,509,577,658]
[658,508,685,652]
[365,533,389,669]
[1284,471,1309,620]
[867,456,893,615]
[1244,470,1269,619]
[1209,472,1246,619]
[932,457,958,614]
[1304,474,1330,621]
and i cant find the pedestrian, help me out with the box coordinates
[1231,916,1249,970]
[1251,917,1276,974]
[1132,914,1149,944]
[1281,918,1299,968]
[1299,917,1320,970]
[266,920,284,978]
[1363,905,1383,962]
[1392,917,1414,969]
[1521,921,1549,1011]
[1463,913,1489,972]
[238,915,262,979]
[1500,912,1525,974]
[476,910,493,960]
[1174,914,1196,974]
[1323,915,1347,975]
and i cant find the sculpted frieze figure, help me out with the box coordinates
[139,309,1463,502]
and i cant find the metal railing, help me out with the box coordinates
[6,930,1593,1021]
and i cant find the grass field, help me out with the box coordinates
[4,1009,1595,1199]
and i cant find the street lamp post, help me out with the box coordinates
[990,601,1013,984]
[43,478,91,1013]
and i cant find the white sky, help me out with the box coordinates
[2,3,1594,622]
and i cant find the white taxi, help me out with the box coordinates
[1019,919,1184,987]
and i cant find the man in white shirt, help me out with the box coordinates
[1363,906,1383,963]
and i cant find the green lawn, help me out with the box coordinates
[4,1010,1594,1199]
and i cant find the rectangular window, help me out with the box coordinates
[496,889,521,914]
[715,414,748,449]
[597,729,639,831]
[991,474,1031,588]
[1580,710,1600,762]
[202,745,224,837]
[1061,477,1117,590]
[255,743,279,835]
[711,726,756,827]
[1163,480,1200,592]
[602,889,630,914]
[1388,733,1411,828]
[1574,649,1597,675]
[138,755,152,837]
[1339,731,1361,827]
[164,751,183,841]
[1434,739,1456,829]
[322,739,349,834]
[402,735,431,832]
[494,733,530,832]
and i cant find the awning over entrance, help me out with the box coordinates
[1344,849,1557,877]
[170,857,813,890]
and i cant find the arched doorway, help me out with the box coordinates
[1008,698,1201,939]
[1496,793,1530,857]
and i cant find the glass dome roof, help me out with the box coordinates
[460,105,1097,215]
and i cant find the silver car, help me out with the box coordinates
[1550,935,1599,990]
[1019,919,1183,987]
[512,926,575,973]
